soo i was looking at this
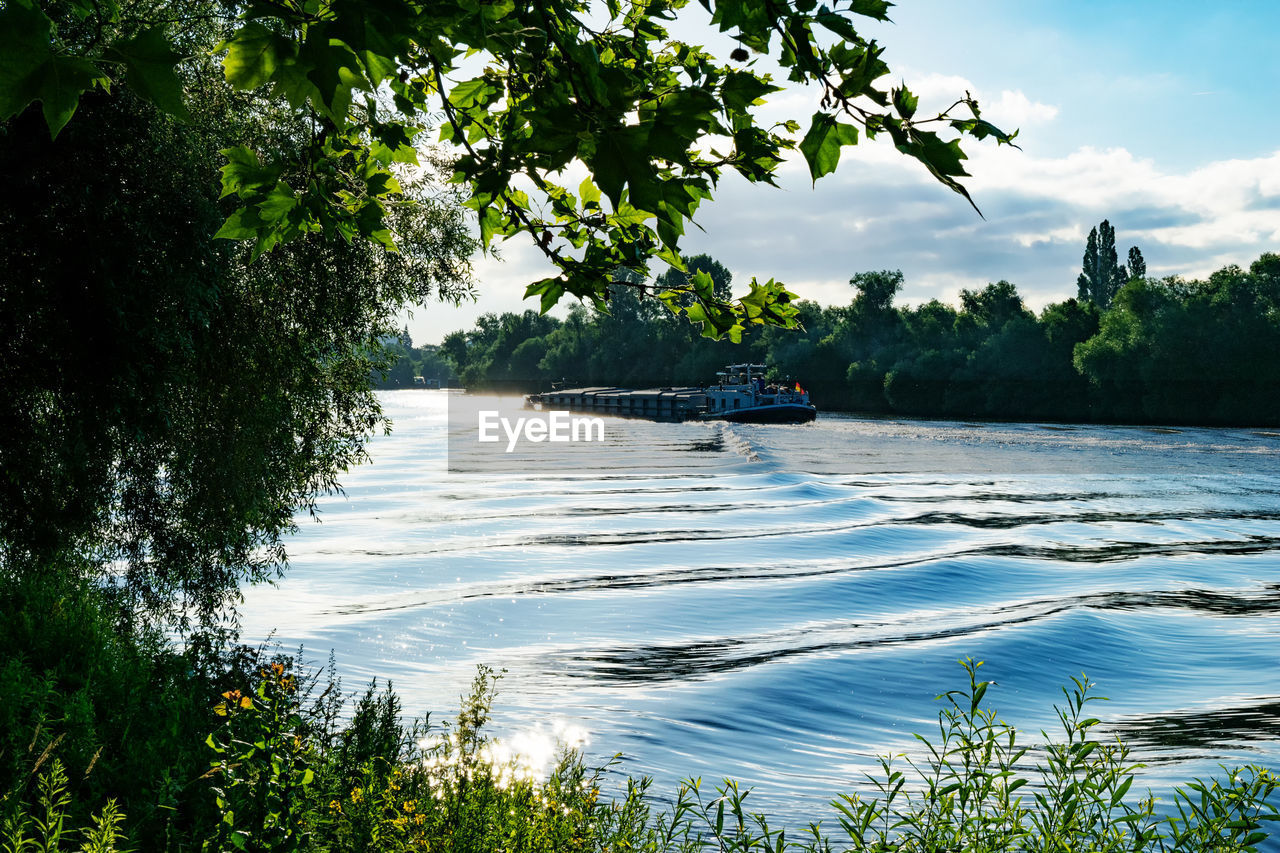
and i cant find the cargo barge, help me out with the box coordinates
[525,364,816,424]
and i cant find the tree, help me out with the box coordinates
[0,19,474,625]
[959,280,1030,330]
[1077,220,1128,308]
[654,254,734,303]
[1128,245,1147,280]
[0,0,1016,343]
[850,269,905,316]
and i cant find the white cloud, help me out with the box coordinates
[681,135,1280,317]
[895,71,1059,127]
[984,90,1060,126]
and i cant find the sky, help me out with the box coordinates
[402,0,1280,345]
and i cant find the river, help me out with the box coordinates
[239,390,1280,825]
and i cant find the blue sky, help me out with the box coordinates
[873,0,1280,166]
[404,1,1280,345]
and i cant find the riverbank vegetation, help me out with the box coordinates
[425,248,1280,427]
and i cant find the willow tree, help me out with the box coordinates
[0,4,476,625]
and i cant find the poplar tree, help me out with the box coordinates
[1077,219,1127,308]
[1128,246,1147,280]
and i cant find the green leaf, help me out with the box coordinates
[257,182,297,223]
[214,207,264,240]
[847,0,893,21]
[952,117,1018,145]
[448,77,494,109]
[608,202,653,228]
[721,71,777,113]
[689,270,716,300]
[588,126,648,210]
[914,129,968,177]
[0,0,107,137]
[525,278,565,314]
[578,176,601,208]
[813,10,862,43]
[218,146,278,198]
[892,84,917,120]
[39,55,108,138]
[798,113,858,182]
[300,33,366,122]
[222,22,279,90]
[1110,775,1134,806]
[0,0,54,120]
[107,28,190,119]
[478,205,504,246]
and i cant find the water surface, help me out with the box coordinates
[240,391,1280,823]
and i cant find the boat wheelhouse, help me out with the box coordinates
[697,363,816,423]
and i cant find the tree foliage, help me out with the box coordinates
[0,6,475,625]
[1128,245,1147,280]
[436,252,1280,427]
[1077,219,1131,309]
[0,0,1016,341]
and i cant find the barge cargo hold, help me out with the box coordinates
[527,386,709,422]
[525,364,817,424]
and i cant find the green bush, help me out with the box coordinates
[0,567,224,843]
[829,661,1278,852]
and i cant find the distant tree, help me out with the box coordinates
[959,280,1030,330]
[1037,298,1100,419]
[1077,220,1128,308]
[385,354,417,387]
[654,254,734,303]
[850,269,904,315]
[1128,246,1147,280]
[415,345,455,384]
[440,330,471,375]
[539,305,598,383]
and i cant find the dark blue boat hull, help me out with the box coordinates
[700,404,817,424]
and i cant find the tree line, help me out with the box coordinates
[401,236,1280,427]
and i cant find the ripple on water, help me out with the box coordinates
[238,392,1280,825]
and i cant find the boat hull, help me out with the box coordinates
[700,404,817,424]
